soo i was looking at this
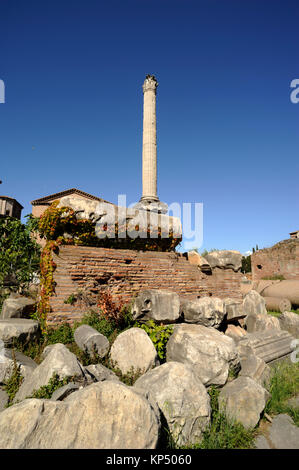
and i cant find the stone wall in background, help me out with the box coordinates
[251,239,299,281]
[49,246,243,325]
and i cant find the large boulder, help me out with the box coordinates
[243,290,267,317]
[51,383,80,401]
[110,328,158,375]
[1,294,36,319]
[187,251,211,273]
[204,250,242,272]
[0,389,8,411]
[74,325,109,358]
[246,312,281,333]
[134,362,210,446]
[257,414,299,449]
[84,364,120,382]
[239,354,272,388]
[0,381,160,449]
[219,376,270,429]
[14,343,85,402]
[0,349,37,384]
[224,298,246,322]
[243,290,281,333]
[279,311,299,337]
[132,290,180,324]
[166,324,238,386]
[225,325,247,343]
[180,297,225,328]
[0,319,40,346]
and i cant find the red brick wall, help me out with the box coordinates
[49,246,242,325]
[252,239,299,281]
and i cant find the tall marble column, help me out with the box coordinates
[136,75,167,214]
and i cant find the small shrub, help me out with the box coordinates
[109,362,144,386]
[74,311,117,340]
[64,293,77,305]
[3,350,24,406]
[12,337,46,364]
[29,373,73,399]
[45,323,74,345]
[97,291,128,329]
[135,320,173,361]
[68,342,103,367]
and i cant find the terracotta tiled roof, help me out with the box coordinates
[31,188,112,205]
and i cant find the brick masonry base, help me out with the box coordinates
[49,246,243,326]
[252,239,299,281]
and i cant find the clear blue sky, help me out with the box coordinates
[0,0,298,254]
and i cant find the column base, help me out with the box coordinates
[134,196,168,214]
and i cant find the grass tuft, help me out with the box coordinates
[265,361,299,425]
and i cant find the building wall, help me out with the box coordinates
[252,239,299,281]
[48,245,243,325]
[0,198,22,219]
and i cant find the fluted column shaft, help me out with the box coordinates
[142,76,158,200]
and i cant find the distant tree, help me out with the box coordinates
[0,216,40,289]
[242,255,252,273]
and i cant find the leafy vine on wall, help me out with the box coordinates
[36,200,181,331]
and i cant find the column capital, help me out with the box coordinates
[143,74,158,94]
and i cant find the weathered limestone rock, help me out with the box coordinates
[0,349,37,384]
[243,290,281,333]
[110,328,158,375]
[225,325,247,343]
[204,250,242,272]
[14,343,85,402]
[1,294,36,319]
[239,354,272,388]
[268,414,299,449]
[180,297,225,329]
[254,435,271,449]
[84,364,119,382]
[0,319,40,346]
[187,251,211,273]
[238,329,296,364]
[0,389,8,411]
[243,290,267,316]
[166,324,238,386]
[132,290,180,324]
[219,376,270,429]
[58,196,109,223]
[279,311,299,338]
[51,383,80,401]
[74,325,109,358]
[0,381,160,448]
[287,395,299,408]
[134,361,211,446]
[41,344,57,360]
[224,298,246,322]
[246,312,281,333]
